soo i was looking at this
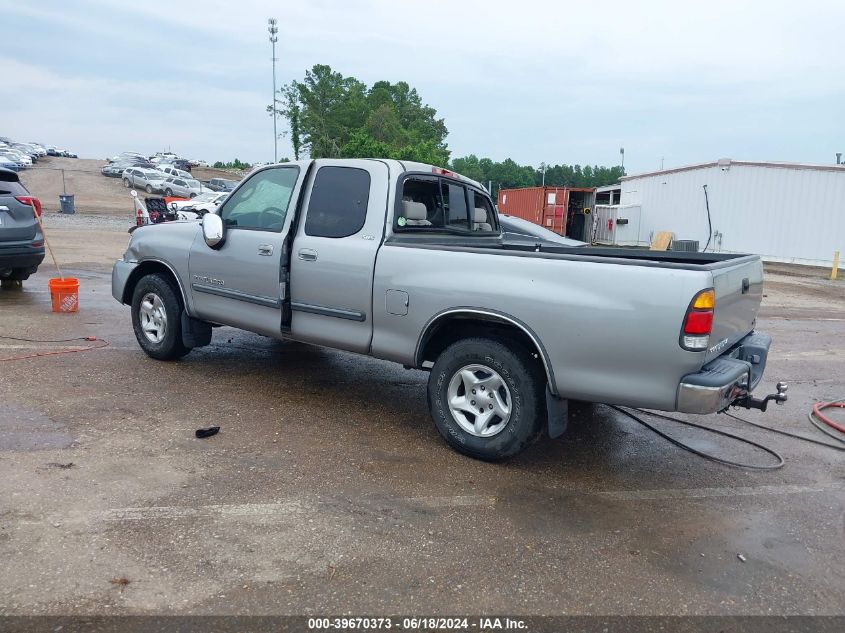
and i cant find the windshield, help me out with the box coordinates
[186,180,200,187]
[193,193,217,202]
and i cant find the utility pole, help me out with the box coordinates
[620,146,625,172]
[268,18,279,163]
[541,162,547,186]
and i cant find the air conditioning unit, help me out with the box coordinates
[671,239,699,252]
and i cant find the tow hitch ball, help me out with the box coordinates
[735,382,788,412]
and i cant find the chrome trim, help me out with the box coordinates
[415,307,558,396]
[291,301,366,322]
[677,383,737,414]
[192,283,281,308]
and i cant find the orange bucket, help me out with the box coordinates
[49,277,79,313]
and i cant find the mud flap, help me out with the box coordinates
[181,313,212,348]
[546,387,568,438]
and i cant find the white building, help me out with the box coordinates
[606,159,845,268]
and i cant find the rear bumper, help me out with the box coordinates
[0,245,45,273]
[677,331,772,414]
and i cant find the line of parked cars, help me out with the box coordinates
[101,151,241,197]
[0,137,76,172]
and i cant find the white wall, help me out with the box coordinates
[620,163,845,268]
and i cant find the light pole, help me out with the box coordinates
[620,146,625,172]
[268,18,278,163]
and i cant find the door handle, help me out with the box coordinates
[298,248,318,261]
[258,244,274,256]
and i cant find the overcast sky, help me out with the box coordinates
[1,0,843,174]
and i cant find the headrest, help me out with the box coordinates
[403,200,428,221]
[474,208,488,222]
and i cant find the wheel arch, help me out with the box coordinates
[415,308,558,395]
[122,259,189,311]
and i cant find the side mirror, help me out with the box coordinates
[202,213,224,249]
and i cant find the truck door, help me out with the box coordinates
[290,160,389,353]
[187,165,304,337]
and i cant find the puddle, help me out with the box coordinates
[0,404,73,451]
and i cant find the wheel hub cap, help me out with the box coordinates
[447,364,512,437]
[139,292,167,344]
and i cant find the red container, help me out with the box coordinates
[497,186,594,237]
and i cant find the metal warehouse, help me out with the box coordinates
[602,159,845,268]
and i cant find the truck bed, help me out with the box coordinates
[386,234,758,269]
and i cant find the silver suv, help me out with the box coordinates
[0,168,45,287]
[122,168,167,193]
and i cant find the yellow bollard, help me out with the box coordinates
[832,251,840,280]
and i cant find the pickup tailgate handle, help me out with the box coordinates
[298,248,318,262]
[742,278,750,294]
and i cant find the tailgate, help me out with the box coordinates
[0,196,37,242]
[706,256,763,363]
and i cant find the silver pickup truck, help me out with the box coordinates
[112,159,785,460]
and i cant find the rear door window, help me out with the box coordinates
[304,166,371,238]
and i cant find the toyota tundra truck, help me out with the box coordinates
[112,159,785,460]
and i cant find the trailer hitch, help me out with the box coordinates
[734,381,788,412]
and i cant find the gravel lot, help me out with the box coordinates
[18,157,242,214]
[0,222,843,618]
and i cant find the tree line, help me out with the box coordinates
[272,65,624,191]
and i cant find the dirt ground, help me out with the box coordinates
[18,157,244,214]
[0,217,843,620]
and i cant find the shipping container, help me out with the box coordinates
[497,186,596,240]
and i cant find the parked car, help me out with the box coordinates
[112,159,784,461]
[0,156,20,172]
[161,176,202,198]
[123,168,167,193]
[169,191,227,214]
[157,165,192,179]
[170,159,192,173]
[0,167,44,286]
[102,162,136,177]
[0,149,29,168]
[206,178,238,192]
[499,214,586,246]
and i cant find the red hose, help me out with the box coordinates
[812,401,845,433]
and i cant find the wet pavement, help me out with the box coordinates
[0,261,843,616]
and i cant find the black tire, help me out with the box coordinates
[164,188,173,197]
[145,184,153,193]
[189,193,196,198]
[427,337,545,461]
[130,273,190,360]
[123,178,131,188]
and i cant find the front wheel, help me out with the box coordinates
[164,188,173,197]
[123,179,131,188]
[130,274,190,360]
[145,184,153,193]
[427,337,545,461]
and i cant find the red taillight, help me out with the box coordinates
[681,289,715,351]
[16,196,42,217]
[684,310,713,335]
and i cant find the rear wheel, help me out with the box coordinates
[130,273,190,360]
[427,337,545,461]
